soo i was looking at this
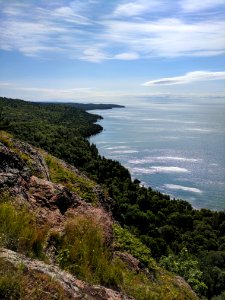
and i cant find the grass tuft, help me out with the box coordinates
[55,215,123,287]
[0,130,13,148]
[0,194,48,258]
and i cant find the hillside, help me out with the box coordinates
[0,131,198,299]
[0,97,225,299]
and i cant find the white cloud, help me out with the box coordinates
[50,6,91,25]
[102,18,225,58]
[113,52,139,60]
[180,0,225,12]
[80,46,109,62]
[0,1,225,61]
[0,1,96,59]
[143,71,225,86]
[113,0,162,17]
[0,82,12,87]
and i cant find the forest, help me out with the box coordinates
[42,102,125,110]
[0,96,225,299]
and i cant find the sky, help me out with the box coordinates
[0,0,225,104]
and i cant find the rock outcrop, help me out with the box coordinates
[0,248,133,300]
[0,137,113,240]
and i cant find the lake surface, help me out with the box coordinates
[89,97,225,210]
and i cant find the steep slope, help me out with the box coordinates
[0,131,198,300]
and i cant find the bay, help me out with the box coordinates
[89,97,225,210]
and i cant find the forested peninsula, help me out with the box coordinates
[0,96,225,299]
[42,102,125,110]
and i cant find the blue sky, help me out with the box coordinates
[0,0,225,103]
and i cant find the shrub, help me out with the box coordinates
[159,248,207,295]
[113,224,156,269]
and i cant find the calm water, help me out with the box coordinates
[89,97,225,210]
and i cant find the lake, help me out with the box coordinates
[89,96,225,210]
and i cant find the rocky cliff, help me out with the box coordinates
[0,131,198,300]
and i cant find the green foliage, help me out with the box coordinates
[199,251,225,299]
[212,292,225,300]
[120,268,199,300]
[113,224,155,269]
[160,248,207,295]
[0,195,47,258]
[44,153,98,203]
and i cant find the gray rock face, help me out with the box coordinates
[0,248,134,300]
[12,140,50,180]
[0,142,30,179]
[0,143,30,198]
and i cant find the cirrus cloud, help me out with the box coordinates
[113,52,139,60]
[180,0,225,12]
[113,0,163,17]
[143,71,225,86]
[0,1,225,62]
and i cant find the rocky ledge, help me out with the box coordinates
[0,248,133,300]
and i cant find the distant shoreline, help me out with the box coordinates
[40,102,125,110]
